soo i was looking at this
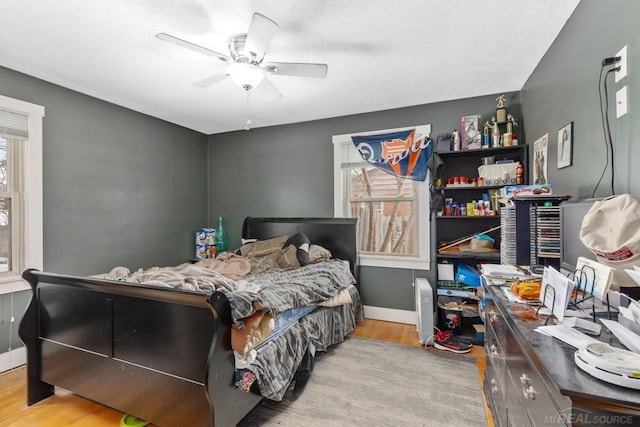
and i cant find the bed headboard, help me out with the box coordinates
[242,217,359,279]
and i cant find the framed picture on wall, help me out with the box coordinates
[533,134,548,185]
[557,121,573,169]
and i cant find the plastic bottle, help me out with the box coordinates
[491,121,500,147]
[215,216,228,254]
[516,163,524,185]
[453,129,461,151]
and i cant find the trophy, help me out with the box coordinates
[496,94,507,123]
[506,114,518,146]
[490,116,500,148]
[482,121,491,148]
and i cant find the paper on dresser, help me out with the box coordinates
[608,290,640,321]
[535,324,600,348]
[575,257,614,301]
[625,269,640,287]
[560,317,602,335]
[541,266,574,322]
[619,306,637,322]
[600,319,640,354]
[480,264,539,280]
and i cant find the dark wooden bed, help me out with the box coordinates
[19,217,358,427]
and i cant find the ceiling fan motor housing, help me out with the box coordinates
[228,34,261,64]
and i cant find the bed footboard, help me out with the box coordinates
[19,269,262,427]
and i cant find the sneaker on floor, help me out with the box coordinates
[434,330,472,354]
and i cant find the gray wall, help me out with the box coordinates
[0,65,208,356]
[521,0,639,200]
[0,66,209,275]
[208,92,521,310]
[0,291,29,355]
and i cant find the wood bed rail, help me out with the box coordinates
[22,268,216,309]
[18,268,260,426]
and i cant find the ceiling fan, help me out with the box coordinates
[156,12,328,98]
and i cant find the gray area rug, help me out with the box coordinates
[238,336,487,426]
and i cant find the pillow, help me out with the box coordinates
[239,235,288,258]
[308,244,332,263]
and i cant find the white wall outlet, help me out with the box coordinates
[615,45,628,83]
[616,86,628,118]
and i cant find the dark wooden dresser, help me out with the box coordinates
[483,281,640,426]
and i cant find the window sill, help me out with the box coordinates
[359,255,430,270]
[0,275,30,295]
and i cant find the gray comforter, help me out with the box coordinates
[228,260,356,323]
[247,285,363,400]
[108,258,359,401]
[119,259,355,324]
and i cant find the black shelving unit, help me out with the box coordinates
[507,195,570,269]
[434,144,529,340]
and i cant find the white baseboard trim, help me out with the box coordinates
[0,346,25,373]
[364,305,417,325]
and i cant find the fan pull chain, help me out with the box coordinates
[244,89,252,131]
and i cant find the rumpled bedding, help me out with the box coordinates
[228,260,356,324]
[127,264,254,293]
[106,259,355,326]
[99,256,360,402]
[236,284,363,400]
[193,252,251,280]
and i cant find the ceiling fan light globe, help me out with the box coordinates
[226,62,266,90]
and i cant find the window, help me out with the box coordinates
[0,95,44,293]
[333,125,431,270]
[0,134,22,274]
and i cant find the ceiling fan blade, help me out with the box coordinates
[244,13,279,61]
[192,73,228,88]
[156,32,231,63]
[265,62,328,78]
[255,77,282,101]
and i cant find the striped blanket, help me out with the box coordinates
[106,258,359,401]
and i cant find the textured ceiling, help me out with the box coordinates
[0,0,581,134]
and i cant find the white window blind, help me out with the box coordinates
[0,109,28,138]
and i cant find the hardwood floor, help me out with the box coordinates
[0,319,493,426]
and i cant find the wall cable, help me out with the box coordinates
[603,67,619,195]
[592,65,618,198]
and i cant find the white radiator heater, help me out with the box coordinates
[415,278,435,346]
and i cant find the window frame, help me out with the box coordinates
[332,125,431,270]
[0,95,44,295]
[0,135,24,276]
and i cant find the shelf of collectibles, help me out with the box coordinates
[432,96,528,341]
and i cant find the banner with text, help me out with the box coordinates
[351,126,432,181]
